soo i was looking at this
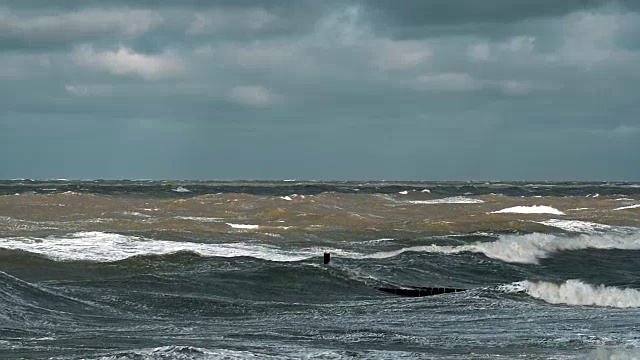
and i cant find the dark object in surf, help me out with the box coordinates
[378,286,467,297]
[324,252,331,264]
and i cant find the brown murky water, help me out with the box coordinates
[2,191,638,240]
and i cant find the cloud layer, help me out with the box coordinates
[1,0,639,180]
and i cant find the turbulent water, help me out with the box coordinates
[1,180,640,359]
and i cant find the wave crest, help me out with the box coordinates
[362,231,640,264]
[0,232,316,262]
[511,280,640,308]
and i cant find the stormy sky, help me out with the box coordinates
[1,0,639,180]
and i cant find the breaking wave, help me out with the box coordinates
[3,229,640,265]
[359,231,640,264]
[0,232,320,262]
[507,280,640,308]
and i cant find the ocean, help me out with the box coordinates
[1,180,640,359]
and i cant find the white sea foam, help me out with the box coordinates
[586,348,640,360]
[490,205,564,215]
[175,216,224,222]
[358,231,640,264]
[352,238,396,245]
[421,189,431,193]
[398,191,409,195]
[87,345,419,360]
[226,223,259,229]
[404,196,484,204]
[508,280,640,308]
[537,219,612,234]
[279,194,304,200]
[172,186,191,193]
[0,232,314,262]
[89,346,265,360]
[613,204,640,211]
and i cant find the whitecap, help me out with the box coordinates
[352,238,396,245]
[172,186,191,193]
[356,231,640,264]
[0,232,310,262]
[613,204,640,211]
[398,190,409,195]
[175,216,224,223]
[537,219,612,234]
[226,223,259,229]
[514,279,640,308]
[404,196,484,204]
[490,205,564,215]
[9,230,640,266]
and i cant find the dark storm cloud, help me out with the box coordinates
[365,0,640,25]
[364,0,640,38]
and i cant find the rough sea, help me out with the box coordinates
[1,180,640,359]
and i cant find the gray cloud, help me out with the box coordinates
[0,0,330,52]
[0,7,163,51]
[1,0,639,180]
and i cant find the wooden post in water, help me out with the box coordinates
[324,252,331,265]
